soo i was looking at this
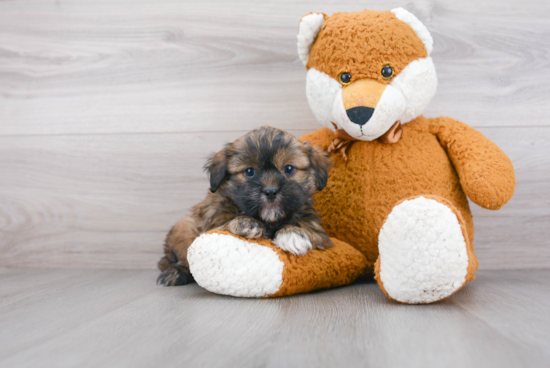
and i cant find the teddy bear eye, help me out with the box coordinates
[339,72,352,85]
[244,168,256,178]
[381,65,394,79]
[283,165,296,175]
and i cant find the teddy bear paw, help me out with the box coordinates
[188,232,284,297]
[376,196,470,304]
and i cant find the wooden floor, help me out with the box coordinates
[1,268,549,368]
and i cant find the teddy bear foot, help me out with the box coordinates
[187,230,368,298]
[375,196,476,304]
[187,231,285,297]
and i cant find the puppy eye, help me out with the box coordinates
[244,168,256,178]
[283,165,295,175]
[338,72,351,85]
[381,65,394,80]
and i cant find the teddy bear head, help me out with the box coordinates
[297,8,437,141]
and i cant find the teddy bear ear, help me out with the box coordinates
[391,8,433,56]
[297,13,327,66]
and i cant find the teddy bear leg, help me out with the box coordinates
[375,195,477,304]
[187,231,368,298]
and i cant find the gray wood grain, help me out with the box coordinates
[0,0,549,270]
[0,268,549,368]
[0,0,549,136]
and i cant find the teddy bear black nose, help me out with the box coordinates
[346,106,375,126]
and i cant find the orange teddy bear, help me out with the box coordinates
[187,8,515,304]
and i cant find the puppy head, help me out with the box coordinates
[204,126,330,223]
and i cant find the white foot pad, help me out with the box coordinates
[378,197,469,304]
[188,232,284,298]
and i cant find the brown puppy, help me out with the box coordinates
[157,126,332,286]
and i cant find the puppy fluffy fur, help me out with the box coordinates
[157,126,332,286]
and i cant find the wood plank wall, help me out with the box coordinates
[1,0,548,270]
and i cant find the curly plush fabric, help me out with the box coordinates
[297,12,327,65]
[374,195,478,304]
[188,231,368,298]
[429,117,516,210]
[300,115,514,271]
[307,10,427,85]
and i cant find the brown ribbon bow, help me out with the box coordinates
[328,121,403,161]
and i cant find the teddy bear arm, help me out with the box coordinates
[430,117,516,210]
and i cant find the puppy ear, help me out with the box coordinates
[204,144,231,193]
[305,142,331,191]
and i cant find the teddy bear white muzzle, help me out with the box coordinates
[305,57,438,142]
[331,85,407,141]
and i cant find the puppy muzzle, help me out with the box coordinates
[262,186,279,202]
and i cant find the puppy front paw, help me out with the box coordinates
[228,216,265,239]
[273,226,313,256]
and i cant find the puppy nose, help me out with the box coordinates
[346,106,375,126]
[262,187,279,201]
